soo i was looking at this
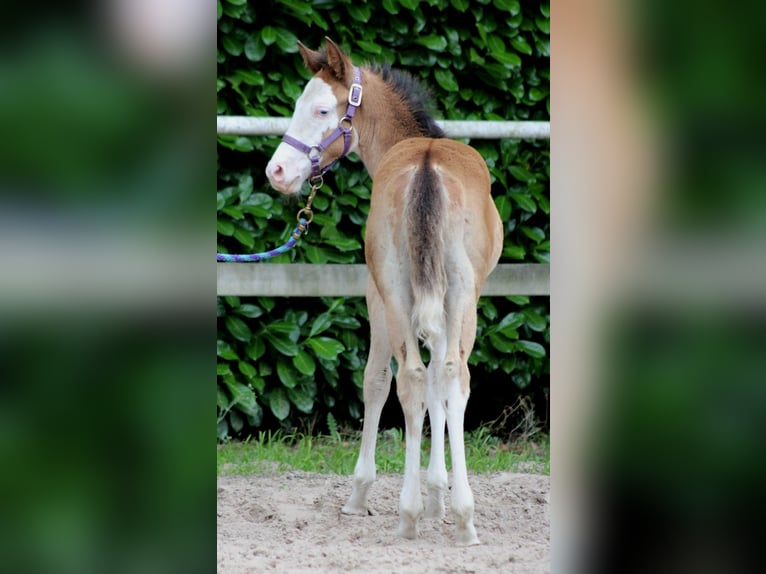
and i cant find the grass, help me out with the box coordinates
[217,427,549,477]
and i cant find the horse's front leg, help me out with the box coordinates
[342,280,392,515]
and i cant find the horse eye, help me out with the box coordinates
[319,109,329,116]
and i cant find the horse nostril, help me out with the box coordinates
[267,163,284,184]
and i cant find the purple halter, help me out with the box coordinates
[281,66,363,184]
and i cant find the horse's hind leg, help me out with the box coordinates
[381,291,427,539]
[425,336,448,519]
[444,284,481,546]
[343,281,392,516]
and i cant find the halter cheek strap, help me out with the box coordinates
[281,66,363,183]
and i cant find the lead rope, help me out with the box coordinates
[216,177,322,263]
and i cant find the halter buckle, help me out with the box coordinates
[348,82,363,107]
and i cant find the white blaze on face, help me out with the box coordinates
[265,77,339,195]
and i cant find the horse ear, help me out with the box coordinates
[298,41,323,74]
[324,37,351,83]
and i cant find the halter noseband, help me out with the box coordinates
[281,66,363,184]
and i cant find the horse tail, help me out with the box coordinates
[406,147,447,351]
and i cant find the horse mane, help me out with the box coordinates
[371,63,445,138]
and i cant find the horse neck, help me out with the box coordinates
[355,71,430,178]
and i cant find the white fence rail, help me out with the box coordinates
[218,263,549,297]
[217,116,550,139]
[217,116,550,297]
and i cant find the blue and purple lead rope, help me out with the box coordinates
[216,219,309,262]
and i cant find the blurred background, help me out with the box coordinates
[0,1,215,572]
[554,0,766,572]
[1,0,765,572]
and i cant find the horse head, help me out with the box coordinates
[265,38,361,195]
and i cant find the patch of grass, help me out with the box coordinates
[217,427,549,477]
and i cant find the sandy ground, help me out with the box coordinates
[217,470,550,573]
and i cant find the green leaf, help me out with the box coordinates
[238,361,258,379]
[517,340,546,358]
[217,340,238,360]
[491,51,522,68]
[480,299,498,321]
[309,313,333,338]
[235,304,263,319]
[520,225,546,243]
[244,34,266,62]
[246,338,266,361]
[451,0,470,11]
[497,311,525,334]
[260,26,278,46]
[347,4,371,22]
[308,337,345,361]
[507,295,530,305]
[493,0,520,15]
[528,87,548,102]
[265,332,299,356]
[382,0,399,14]
[509,165,535,182]
[287,386,314,414]
[218,136,253,152]
[224,378,260,418]
[502,244,526,259]
[510,192,537,213]
[510,35,533,56]
[275,29,299,53]
[276,358,299,388]
[293,349,316,376]
[357,40,382,54]
[329,236,362,252]
[242,192,273,219]
[277,0,310,12]
[226,316,252,342]
[233,225,254,248]
[268,320,301,342]
[228,411,243,433]
[536,16,550,34]
[494,195,511,220]
[522,309,548,332]
[417,35,448,51]
[512,371,531,390]
[217,387,230,411]
[217,219,234,236]
[331,315,361,329]
[434,69,459,92]
[489,332,515,353]
[221,36,243,57]
[268,388,290,420]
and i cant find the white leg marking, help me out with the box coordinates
[397,365,427,539]
[343,284,392,515]
[446,371,479,546]
[425,340,448,519]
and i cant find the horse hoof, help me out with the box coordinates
[455,526,480,547]
[341,503,369,516]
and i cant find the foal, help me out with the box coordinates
[266,39,502,546]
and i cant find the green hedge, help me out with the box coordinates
[217,0,550,440]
